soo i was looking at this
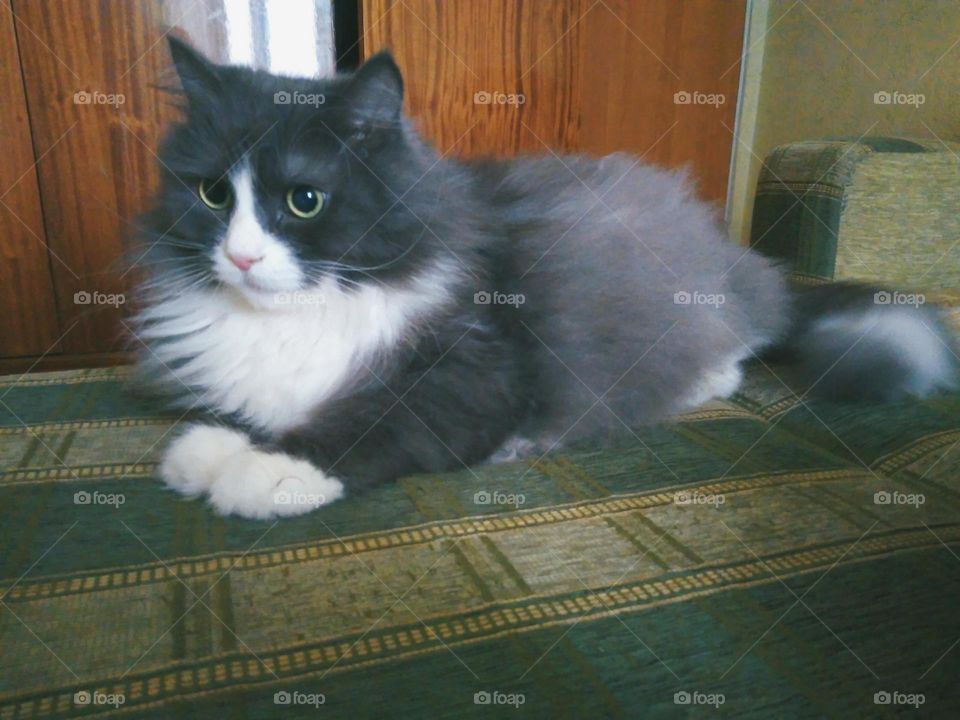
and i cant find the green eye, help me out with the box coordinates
[198,178,232,210]
[286,185,325,218]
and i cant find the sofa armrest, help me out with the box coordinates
[750,138,960,294]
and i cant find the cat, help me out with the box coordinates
[131,37,958,519]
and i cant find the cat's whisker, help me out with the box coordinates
[147,238,211,250]
[137,269,209,292]
[134,256,207,268]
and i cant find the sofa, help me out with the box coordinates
[1,138,958,718]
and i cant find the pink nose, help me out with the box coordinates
[227,253,263,271]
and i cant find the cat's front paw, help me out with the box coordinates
[160,424,252,497]
[208,449,344,519]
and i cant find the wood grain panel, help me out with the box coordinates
[578,0,746,203]
[361,0,746,204]
[12,0,179,354]
[0,1,61,357]
[361,0,584,156]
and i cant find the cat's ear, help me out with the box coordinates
[346,51,404,130]
[168,36,221,103]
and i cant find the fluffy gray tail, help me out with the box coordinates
[769,282,958,402]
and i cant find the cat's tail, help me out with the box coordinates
[767,282,958,401]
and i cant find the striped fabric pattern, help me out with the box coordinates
[1,365,958,718]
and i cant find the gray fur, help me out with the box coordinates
[773,282,958,401]
[477,154,791,449]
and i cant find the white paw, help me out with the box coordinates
[208,449,345,519]
[160,424,251,497]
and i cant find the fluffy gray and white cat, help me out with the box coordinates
[132,38,957,519]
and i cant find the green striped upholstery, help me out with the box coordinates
[2,366,958,718]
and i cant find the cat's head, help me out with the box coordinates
[139,37,445,308]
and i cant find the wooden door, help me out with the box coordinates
[11,0,182,361]
[0,1,61,359]
[360,0,746,205]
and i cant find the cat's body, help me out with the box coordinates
[133,39,957,518]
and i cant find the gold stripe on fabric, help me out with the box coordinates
[676,406,755,422]
[0,417,171,436]
[1,468,873,601]
[0,367,131,389]
[2,524,954,720]
[873,430,960,474]
[755,180,845,199]
[0,463,156,485]
[759,397,803,419]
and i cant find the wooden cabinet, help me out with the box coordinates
[1,0,745,372]
[0,1,61,359]
[12,0,176,360]
[361,0,746,203]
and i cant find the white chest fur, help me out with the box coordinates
[138,272,450,435]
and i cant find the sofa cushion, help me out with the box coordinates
[1,366,958,717]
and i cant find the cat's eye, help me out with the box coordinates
[198,178,233,210]
[286,185,325,219]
